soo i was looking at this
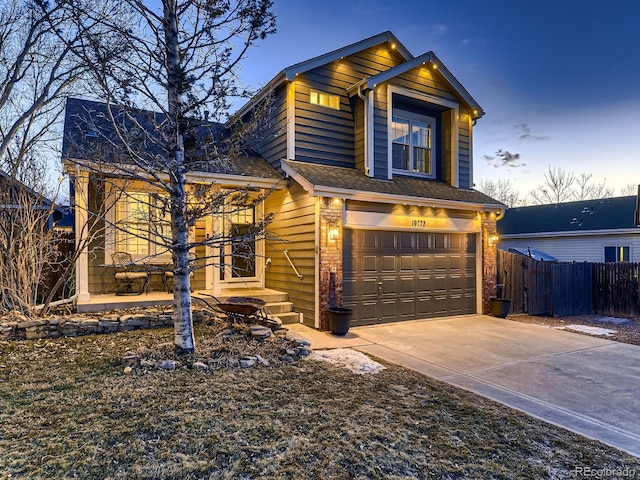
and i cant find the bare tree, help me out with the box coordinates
[0,174,60,314]
[574,172,614,201]
[529,166,576,204]
[476,179,521,208]
[0,0,93,173]
[68,1,276,354]
[0,0,105,315]
[620,183,638,196]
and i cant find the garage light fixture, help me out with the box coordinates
[488,234,500,246]
[328,223,340,242]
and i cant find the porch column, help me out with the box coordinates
[205,215,222,295]
[74,169,90,302]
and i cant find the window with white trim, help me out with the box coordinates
[604,245,630,262]
[310,90,340,110]
[392,109,435,176]
[115,192,170,257]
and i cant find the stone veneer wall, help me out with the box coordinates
[318,197,343,330]
[481,212,499,314]
[0,309,209,341]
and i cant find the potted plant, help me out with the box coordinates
[328,306,352,335]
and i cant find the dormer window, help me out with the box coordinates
[310,90,340,110]
[392,109,435,177]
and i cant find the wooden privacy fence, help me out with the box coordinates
[497,250,640,318]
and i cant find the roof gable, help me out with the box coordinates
[347,51,484,118]
[499,196,639,235]
[282,31,412,80]
[232,31,413,122]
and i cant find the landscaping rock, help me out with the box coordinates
[250,325,272,340]
[298,346,312,357]
[228,358,239,368]
[285,331,312,347]
[192,361,208,370]
[256,354,270,366]
[240,356,257,368]
[157,359,177,370]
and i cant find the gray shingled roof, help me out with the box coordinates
[63,97,281,181]
[283,160,503,207]
[498,196,639,235]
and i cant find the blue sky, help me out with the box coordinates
[236,0,640,196]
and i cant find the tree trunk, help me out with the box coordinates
[164,0,194,355]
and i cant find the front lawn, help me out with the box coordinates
[1,323,638,479]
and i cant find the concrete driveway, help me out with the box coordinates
[289,314,640,458]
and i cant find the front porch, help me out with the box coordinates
[76,287,301,324]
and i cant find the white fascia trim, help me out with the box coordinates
[230,71,286,124]
[287,81,296,160]
[186,172,284,190]
[281,160,315,195]
[501,228,640,239]
[64,158,283,190]
[366,89,374,177]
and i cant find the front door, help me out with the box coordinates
[219,204,263,287]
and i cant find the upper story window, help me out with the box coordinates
[310,90,340,110]
[604,245,630,262]
[392,109,435,177]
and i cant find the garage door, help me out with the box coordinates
[343,230,476,326]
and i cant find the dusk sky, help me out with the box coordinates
[236,0,640,196]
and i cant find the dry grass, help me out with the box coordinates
[1,321,639,479]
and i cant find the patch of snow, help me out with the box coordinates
[555,325,617,336]
[308,348,386,375]
[594,316,633,325]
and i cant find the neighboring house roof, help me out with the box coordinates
[233,30,483,128]
[498,196,640,236]
[347,51,484,118]
[282,160,503,210]
[62,97,282,184]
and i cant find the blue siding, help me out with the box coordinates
[254,85,287,169]
[458,118,472,189]
[293,45,405,168]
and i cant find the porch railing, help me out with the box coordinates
[283,250,303,279]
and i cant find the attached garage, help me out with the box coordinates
[343,229,477,326]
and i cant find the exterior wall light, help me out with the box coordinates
[328,224,340,242]
[488,234,500,246]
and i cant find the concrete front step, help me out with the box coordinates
[275,311,301,324]
[264,301,295,315]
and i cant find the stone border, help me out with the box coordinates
[0,309,209,341]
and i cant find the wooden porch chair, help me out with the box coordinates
[111,251,149,295]
[163,252,196,293]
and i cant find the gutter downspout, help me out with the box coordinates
[357,85,371,177]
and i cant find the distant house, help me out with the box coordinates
[0,170,72,232]
[498,196,640,262]
[63,31,504,328]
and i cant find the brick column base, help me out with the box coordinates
[318,197,343,330]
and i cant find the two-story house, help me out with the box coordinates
[64,31,503,329]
